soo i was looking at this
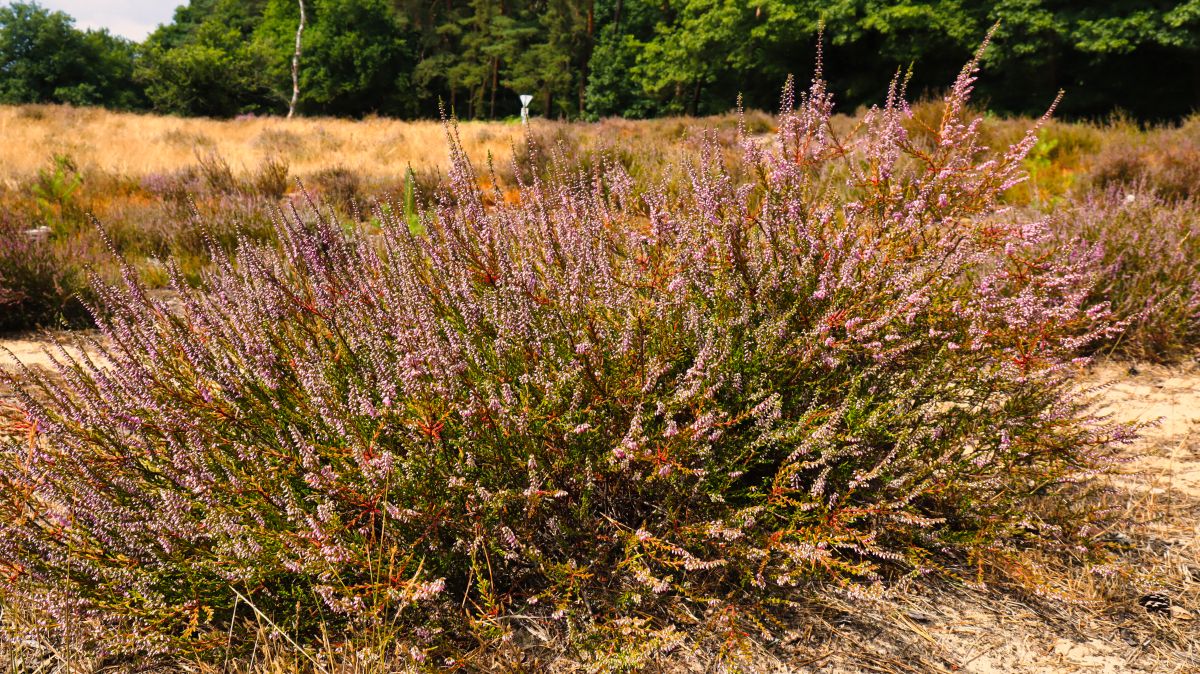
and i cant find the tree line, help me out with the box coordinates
[1,0,1198,121]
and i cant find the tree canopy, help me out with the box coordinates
[0,2,142,107]
[0,0,1197,120]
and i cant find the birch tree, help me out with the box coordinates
[287,0,305,118]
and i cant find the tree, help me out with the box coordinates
[299,0,414,116]
[288,0,306,118]
[505,0,594,119]
[151,0,270,49]
[600,0,808,116]
[254,0,415,117]
[137,16,276,117]
[0,1,142,108]
[445,0,510,119]
[585,0,665,119]
[7,0,1200,121]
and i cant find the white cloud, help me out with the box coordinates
[35,0,181,41]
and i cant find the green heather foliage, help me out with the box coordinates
[1,53,1135,664]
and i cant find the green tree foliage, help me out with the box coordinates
[584,0,662,118]
[0,1,142,107]
[404,0,469,115]
[150,0,270,49]
[136,0,275,117]
[633,1,808,116]
[442,0,529,119]
[135,34,274,117]
[504,0,594,118]
[0,0,1198,120]
[256,0,416,117]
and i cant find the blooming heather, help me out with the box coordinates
[0,215,89,332]
[1,45,1133,661]
[1051,188,1200,360]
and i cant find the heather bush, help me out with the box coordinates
[1,47,1132,665]
[194,150,240,195]
[1054,189,1200,360]
[1086,118,1200,201]
[0,215,90,332]
[310,166,363,216]
[252,155,290,200]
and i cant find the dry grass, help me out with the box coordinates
[0,105,768,189]
[0,105,529,185]
[0,104,771,333]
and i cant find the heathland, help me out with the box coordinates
[1,59,1200,672]
[3,99,1198,354]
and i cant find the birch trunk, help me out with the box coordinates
[287,0,306,119]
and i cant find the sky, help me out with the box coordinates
[37,1,180,41]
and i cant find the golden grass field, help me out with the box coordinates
[0,104,530,184]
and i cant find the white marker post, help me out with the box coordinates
[519,94,533,126]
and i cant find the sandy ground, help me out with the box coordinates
[1,341,1198,672]
[0,333,94,371]
[1091,361,1200,499]
[798,359,1200,674]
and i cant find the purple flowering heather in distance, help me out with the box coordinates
[1,40,1135,659]
[1050,187,1200,360]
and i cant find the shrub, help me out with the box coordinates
[31,154,84,228]
[0,47,1131,665]
[194,149,240,195]
[0,214,89,332]
[309,165,363,216]
[252,155,290,200]
[140,168,204,206]
[1054,189,1200,360]
[1087,119,1200,201]
[307,164,362,215]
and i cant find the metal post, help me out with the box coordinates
[519,94,533,126]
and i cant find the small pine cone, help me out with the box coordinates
[1139,593,1171,614]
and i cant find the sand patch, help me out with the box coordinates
[1090,360,1200,499]
[0,332,99,374]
